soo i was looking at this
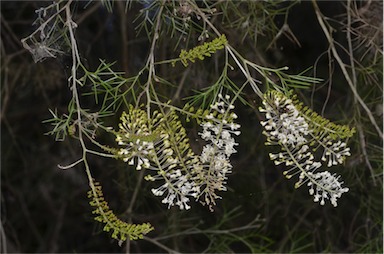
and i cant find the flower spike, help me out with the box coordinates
[259,90,353,207]
[111,95,240,212]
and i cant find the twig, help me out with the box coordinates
[357,124,375,185]
[125,2,166,252]
[57,158,84,169]
[321,49,334,117]
[76,1,102,25]
[0,221,7,253]
[312,0,383,139]
[117,1,130,76]
[143,236,181,254]
[64,0,99,208]
[153,215,262,241]
[172,67,190,102]
[20,0,67,50]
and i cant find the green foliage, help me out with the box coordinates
[79,60,138,113]
[87,181,154,241]
[184,60,249,109]
[44,108,74,141]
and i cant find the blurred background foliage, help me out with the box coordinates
[1,0,382,253]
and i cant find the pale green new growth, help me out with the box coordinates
[178,34,228,67]
[88,181,154,241]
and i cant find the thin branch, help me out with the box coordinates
[357,124,376,185]
[153,215,262,241]
[117,0,130,76]
[312,0,383,139]
[321,49,334,117]
[143,236,181,254]
[57,158,84,169]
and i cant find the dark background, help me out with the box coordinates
[1,1,382,253]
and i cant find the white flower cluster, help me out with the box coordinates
[115,95,240,211]
[269,145,322,180]
[148,132,200,210]
[116,97,240,210]
[151,169,199,210]
[307,171,349,207]
[260,95,309,146]
[115,109,199,210]
[116,138,153,170]
[321,138,351,167]
[259,90,351,207]
[115,111,155,171]
[197,94,240,209]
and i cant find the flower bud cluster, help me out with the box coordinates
[115,110,155,171]
[259,90,352,207]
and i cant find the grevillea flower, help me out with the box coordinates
[259,90,353,207]
[260,96,309,146]
[114,96,240,211]
[196,94,240,210]
[320,138,351,167]
[114,106,199,210]
[115,110,156,171]
[151,169,200,210]
[307,171,349,207]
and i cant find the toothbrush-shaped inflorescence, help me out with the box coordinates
[259,90,353,207]
[113,94,240,211]
[196,94,240,210]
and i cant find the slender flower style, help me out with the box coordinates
[259,90,354,207]
[320,138,351,167]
